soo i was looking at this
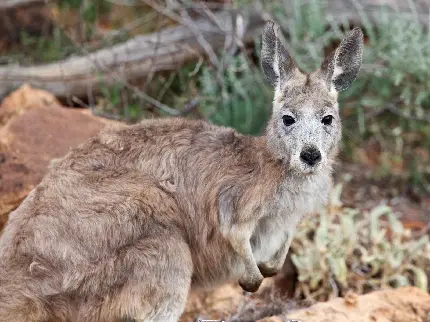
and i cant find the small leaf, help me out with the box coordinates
[405,266,428,291]
[388,274,410,288]
[370,205,392,241]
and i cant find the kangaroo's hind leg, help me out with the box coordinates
[0,268,51,322]
[94,230,193,322]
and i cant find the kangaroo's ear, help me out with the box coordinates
[320,28,364,92]
[261,21,297,88]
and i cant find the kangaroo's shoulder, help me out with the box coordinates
[48,117,255,176]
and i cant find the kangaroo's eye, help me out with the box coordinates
[283,115,296,126]
[322,115,334,125]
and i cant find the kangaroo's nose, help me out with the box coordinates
[300,147,322,166]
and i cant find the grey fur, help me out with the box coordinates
[320,27,364,92]
[0,21,363,322]
[261,21,297,87]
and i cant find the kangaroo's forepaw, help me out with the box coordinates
[239,273,263,293]
[258,263,280,278]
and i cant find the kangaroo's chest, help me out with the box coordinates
[251,175,331,263]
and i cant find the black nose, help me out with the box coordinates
[300,147,322,166]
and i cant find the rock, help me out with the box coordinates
[343,290,359,306]
[181,285,430,322]
[0,83,60,124]
[0,84,112,229]
[287,287,430,322]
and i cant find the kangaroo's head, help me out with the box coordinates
[261,21,363,175]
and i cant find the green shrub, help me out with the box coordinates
[199,54,272,135]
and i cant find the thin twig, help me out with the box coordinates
[100,13,158,40]
[47,10,200,117]
[72,96,90,109]
[180,9,219,67]
[385,103,430,123]
[140,0,220,67]
[193,0,228,33]
[364,101,430,123]
[188,56,204,77]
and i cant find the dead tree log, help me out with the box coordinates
[0,9,265,100]
[0,0,427,100]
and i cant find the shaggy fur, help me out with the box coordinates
[0,21,363,322]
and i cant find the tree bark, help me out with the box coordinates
[0,0,428,100]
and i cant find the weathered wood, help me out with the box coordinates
[0,0,428,100]
[0,9,264,99]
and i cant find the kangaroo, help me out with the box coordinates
[0,21,363,322]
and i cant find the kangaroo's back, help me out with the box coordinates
[0,21,363,322]
[0,117,280,321]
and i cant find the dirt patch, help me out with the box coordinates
[334,162,430,233]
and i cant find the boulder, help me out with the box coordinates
[286,287,430,322]
[181,285,430,322]
[0,84,112,229]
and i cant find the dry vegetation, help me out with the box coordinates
[291,184,430,302]
[0,0,429,319]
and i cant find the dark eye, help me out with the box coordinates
[283,115,296,126]
[322,115,333,125]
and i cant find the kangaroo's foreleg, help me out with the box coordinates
[219,190,263,292]
[258,230,292,277]
[227,223,264,292]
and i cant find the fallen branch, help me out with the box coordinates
[385,103,430,123]
[1,0,427,101]
[0,8,265,100]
